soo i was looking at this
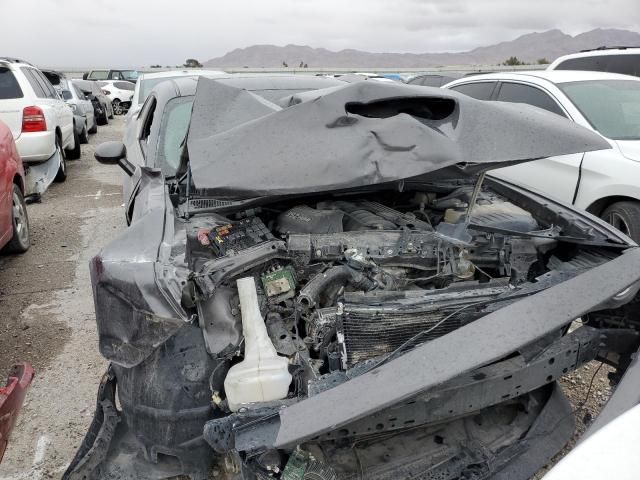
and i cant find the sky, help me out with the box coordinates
[1,0,638,67]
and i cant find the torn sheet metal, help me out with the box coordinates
[187,78,610,198]
[23,152,60,196]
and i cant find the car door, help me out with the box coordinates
[487,81,582,204]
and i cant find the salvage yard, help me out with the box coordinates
[0,115,617,479]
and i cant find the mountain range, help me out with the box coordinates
[204,28,640,68]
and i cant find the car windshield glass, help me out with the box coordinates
[140,76,183,103]
[0,67,23,99]
[121,70,138,82]
[560,80,640,140]
[158,96,194,176]
[61,90,73,100]
[88,71,109,80]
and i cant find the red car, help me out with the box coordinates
[0,119,30,253]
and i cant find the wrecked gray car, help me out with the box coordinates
[64,77,640,480]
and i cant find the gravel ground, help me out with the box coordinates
[0,116,617,479]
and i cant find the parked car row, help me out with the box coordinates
[0,57,119,254]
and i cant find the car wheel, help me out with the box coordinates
[2,185,31,253]
[112,99,122,115]
[79,122,89,144]
[601,201,640,243]
[88,120,98,134]
[65,127,81,160]
[54,137,67,183]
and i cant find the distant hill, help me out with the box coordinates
[204,28,640,68]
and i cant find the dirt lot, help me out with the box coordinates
[0,116,125,479]
[0,116,616,479]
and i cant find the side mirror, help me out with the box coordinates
[95,141,135,176]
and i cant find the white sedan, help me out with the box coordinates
[97,80,135,115]
[444,71,640,241]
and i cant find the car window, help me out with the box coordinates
[157,97,193,175]
[73,84,85,100]
[88,70,109,80]
[140,77,181,103]
[559,80,640,140]
[138,96,157,158]
[115,81,135,91]
[20,68,46,98]
[61,90,73,100]
[495,82,566,117]
[34,70,58,99]
[555,54,640,77]
[121,70,139,82]
[448,82,496,100]
[421,76,443,87]
[0,67,24,99]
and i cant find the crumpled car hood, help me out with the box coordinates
[186,77,610,199]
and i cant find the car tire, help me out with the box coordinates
[601,201,640,243]
[54,137,67,183]
[66,127,81,160]
[2,185,30,254]
[79,122,89,144]
[88,120,98,134]
[112,99,122,115]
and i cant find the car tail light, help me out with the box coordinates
[102,89,111,95]
[21,106,47,133]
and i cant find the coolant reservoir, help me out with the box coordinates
[224,277,292,412]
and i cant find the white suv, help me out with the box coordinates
[548,47,640,77]
[0,57,76,194]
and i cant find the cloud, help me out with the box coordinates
[0,0,638,66]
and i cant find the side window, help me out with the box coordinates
[496,82,566,117]
[138,96,157,158]
[0,67,24,99]
[34,70,58,99]
[115,81,135,91]
[73,84,85,99]
[449,82,497,100]
[556,56,604,72]
[603,55,640,77]
[21,68,46,98]
[111,71,122,80]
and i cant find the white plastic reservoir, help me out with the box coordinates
[224,277,292,412]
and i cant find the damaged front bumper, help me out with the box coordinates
[64,248,640,480]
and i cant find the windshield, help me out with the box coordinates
[140,76,184,104]
[560,80,640,140]
[120,70,138,82]
[157,96,194,175]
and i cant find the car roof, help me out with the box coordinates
[138,69,226,81]
[551,47,640,63]
[445,69,640,87]
[150,74,346,101]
